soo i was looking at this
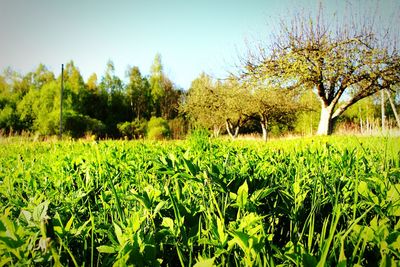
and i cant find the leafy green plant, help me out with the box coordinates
[147,117,170,140]
[0,136,399,266]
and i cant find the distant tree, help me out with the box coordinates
[31,64,55,91]
[84,73,108,125]
[149,54,165,116]
[99,60,129,136]
[62,61,87,114]
[183,73,225,136]
[219,77,253,139]
[100,60,123,94]
[0,75,8,93]
[243,8,400,135]
[87,73,98,92]
[126,66,151,120]
[0,66,56,133]
[0,73,19,132]
[250,84,299,140]
[160,76,182,120]
[28,81,60,135]
[117,118,147,139]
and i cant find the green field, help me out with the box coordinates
[0,136,399,266]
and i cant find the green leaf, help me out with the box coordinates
[387,184,400,203]
[97,245,116,254]
[184,158,197,176]
[357,181,369,198]
[33,201,49,222]
[302,253,317,267]
[0,256,12,266]
[216,217,227,244]
[162,217,174,231]
[114,222,124,245]
[153,201,165,215]
[229,230,250,251]
[237,180,249,209]
[293,180,300,195]
[65,215,74,232]
[193,256,215,267]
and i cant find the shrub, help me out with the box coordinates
[64,112,105,138]
[147,117,170,140]
[117,119,147,139]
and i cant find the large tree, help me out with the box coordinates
[149,53,165,116]
[182,73,225,136]
[250,85,299,141]
[219,77,253,139]
[243,9,400,135]
[126,66,151,120]
[100,60,129,136]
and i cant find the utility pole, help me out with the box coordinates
[59,64,64,139]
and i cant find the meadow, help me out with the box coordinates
[0,135,399,266]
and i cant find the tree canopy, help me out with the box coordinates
[242,8,400,135]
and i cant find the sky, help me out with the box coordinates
[0,0,399,89]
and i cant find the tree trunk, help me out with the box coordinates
[213,125,221,137]
[386,89,400,128]
[260,115,268,141]
[226,120,239,139]
[317,105,334,135]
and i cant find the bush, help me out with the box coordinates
[64,112,105,138]
[117,119,147,139]
[147,117,170,140]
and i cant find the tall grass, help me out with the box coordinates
[0,136,399,266]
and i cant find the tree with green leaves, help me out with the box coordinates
[250,85,299,141]
[219,77,253,139]
[243,8,400,135]
[100,60,123,94]
[160,76,182,120]
[182,73,225,136]
[149,53,165,116]
[99,60,129,136]
[0,66,56,133]
[126,66,151,120]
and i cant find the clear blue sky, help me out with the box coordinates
[0,0,398,89]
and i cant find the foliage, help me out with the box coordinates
[0,54,185,138]
[294,90,321,135]
[117,119,147,139]
[64,111,105,138]
[126,66,151,120]
[182,73,225,135]
[0,137,399,266]
[147,117,171,140]
[243,7,400,135]
[187,127,210,151]
[168,117,188,139]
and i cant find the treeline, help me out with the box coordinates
[0,55,399,140]
[0,54,185,139]
[183,73,400,140]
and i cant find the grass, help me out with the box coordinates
[0,135,399,266]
